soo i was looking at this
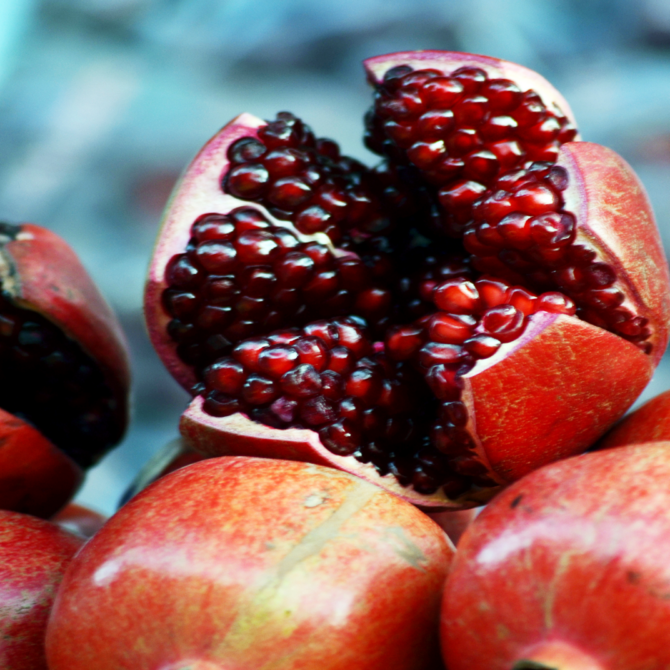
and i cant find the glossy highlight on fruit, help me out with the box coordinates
[46,457,453,670]
[0,510,83,670]
[441,443,670,670]
[0,223,131,517]
[146,50,670,509]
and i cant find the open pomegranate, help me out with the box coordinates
[0,223,130,517]
[0,510,83,670]
[441,442,670,669]
[46,456,453,670]
[145,50,670,509]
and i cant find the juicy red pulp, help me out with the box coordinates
[0,293,121,468]
[161,66,653,498]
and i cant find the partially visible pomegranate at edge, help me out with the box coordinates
[0,510,83,670]
[145,50,670,510]
[0,222,131,518]
[46,456,453,670]
[595,389,670,450]
[441,442,670,670]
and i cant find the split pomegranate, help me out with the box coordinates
[441,442,670,669]
[0,510,83,670]
[0,223,130,517]
[145,51,670,509]
[46,457,453,670]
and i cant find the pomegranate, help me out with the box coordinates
[145,51,670,509]
[441,441,670,669]
[596,389,670,450]
[46,456,453,670]
[52,503,107,539]
[0,510,83,670]
[0,223,130,517]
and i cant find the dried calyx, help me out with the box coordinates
[148,51,669,508]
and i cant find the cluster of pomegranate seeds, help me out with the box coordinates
[465,162,652,351]
[163,207,393,374]
[202,317,476,495]
[0,295,120,467]
[366,64,652,352]
[387,275,576,461]
[224,112,392,243]
[365,65,577,199]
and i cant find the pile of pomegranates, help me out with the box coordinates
[4,48,670,669]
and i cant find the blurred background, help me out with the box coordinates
[1,0,669,514]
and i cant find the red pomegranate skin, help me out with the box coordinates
[46,457,453,670]
[0,510,83,670]
[596,389,670,450]
[441,442,670,670]
[0,408,83,519]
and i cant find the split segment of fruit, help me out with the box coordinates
[145,50,670,509]
[0,223,131,517]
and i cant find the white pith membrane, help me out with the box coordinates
[150,56,660,506]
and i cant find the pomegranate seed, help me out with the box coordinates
[464,334,501,359]
[279,363,322,398]
[481,305,526,342]
[433,279,481,314]
[226,164,270,199]
[429,313,477,345]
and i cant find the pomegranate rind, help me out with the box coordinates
[180,398,496,510]
[464,312,653,482]
[596,389,670,450]
[0,408,83,519]
[363,50,578,131]
[559,142,670,364]
[1,224,131,443]
[441,442,670,670]
[145,113,272,392]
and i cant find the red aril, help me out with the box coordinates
[46,457,453,670]
[145,52,670,509]
[441,442,670,670]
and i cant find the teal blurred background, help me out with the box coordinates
[1,0,669,514]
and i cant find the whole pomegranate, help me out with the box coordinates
[0,222,131,517]
[0,510,83,670]
[145,50,670,509]
[46,457,453,670]
[441,442,670,669]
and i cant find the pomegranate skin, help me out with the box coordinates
[3,223,131,441]
[441,442,670,670]
[0,510,83,670]
[596,390,670,450]
[0,408,83,519]
[46,457,453,670]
